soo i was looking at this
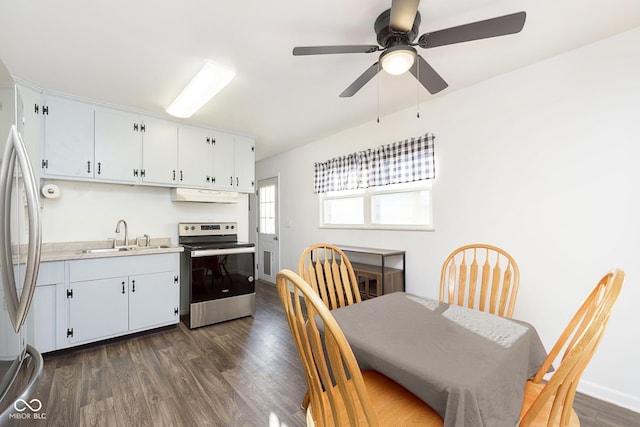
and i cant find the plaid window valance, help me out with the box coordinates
[314,133,435,193]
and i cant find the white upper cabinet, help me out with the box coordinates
[211,133,255,193]
[177,124,211,188]
[94,107,141,183]
[141,116,178,186]
[233,136,256,193]
[211,132,235,190]
[41,93,94,179]
[95,109,178,185]
[39,92,252,190]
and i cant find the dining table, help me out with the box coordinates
[330,292,548,427]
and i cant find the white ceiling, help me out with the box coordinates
[1,0,639,161]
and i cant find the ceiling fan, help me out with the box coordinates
[293,0,526,97]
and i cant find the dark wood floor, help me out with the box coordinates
[17,282,639,426]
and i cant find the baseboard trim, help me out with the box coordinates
[579,379,640,413]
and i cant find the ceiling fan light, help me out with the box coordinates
[166,62,235,118]
[380,46,416,75]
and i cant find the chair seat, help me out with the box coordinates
[520,380,580,427]
[307,370,443,427]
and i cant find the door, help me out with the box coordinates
[257,177,279,283]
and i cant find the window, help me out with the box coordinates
[320,181,433,230]
[315,133,435,230]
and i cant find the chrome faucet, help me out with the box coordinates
[115,219,129,246]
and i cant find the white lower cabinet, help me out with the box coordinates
[26,261,65,353]
[27,253,180,351]
[129,271,179,331]
[68,276,130,344]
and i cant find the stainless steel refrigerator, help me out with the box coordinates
[0,59,43,423]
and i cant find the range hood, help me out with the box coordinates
[170,188,238,203]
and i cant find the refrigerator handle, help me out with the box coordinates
[0,125,42,332]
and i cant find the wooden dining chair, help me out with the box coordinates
[276,269,443,427]
[298,243,362,409]
[439,243,520,317]
[518,268,625,426]
[298,243,361,311]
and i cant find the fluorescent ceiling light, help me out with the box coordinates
[166,62,235,118]
[380,46,417,76]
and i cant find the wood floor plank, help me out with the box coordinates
[44,359,83,427]
[78,396,118,427]
[80,346,113,407]
[109,354,154,427]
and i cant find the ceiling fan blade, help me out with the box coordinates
[390,0,420,32]
[293,45,380,55]
[410,55,448,94]
[340,62,380,97]
[418,11,526,48]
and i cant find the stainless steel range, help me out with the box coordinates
[179,222,255,329]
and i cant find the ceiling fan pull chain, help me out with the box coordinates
[377,62,381,123]
[416,57,420,118]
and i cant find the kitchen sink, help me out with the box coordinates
[82,247,133,254]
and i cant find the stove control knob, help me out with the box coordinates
[190,226,195,230]
[230,225,235,229]
[184,226,189,230]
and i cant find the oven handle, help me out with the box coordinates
[189,247,255,257]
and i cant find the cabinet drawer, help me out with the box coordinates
[69,253,178,282]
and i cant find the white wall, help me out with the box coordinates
[256,27,640,411]
[39,180,250,244]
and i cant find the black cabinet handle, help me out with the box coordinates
[230,176,233,186]
[134,123,139,132]
[122,281,125,294]
[131,280,135,293]
[180,171,183,181]
[172,170,176,181]
[87,161,91,174]
[97,162,101,175]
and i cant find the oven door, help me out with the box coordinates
[189,248,255,302]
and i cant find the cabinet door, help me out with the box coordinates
[129,271,179,331]
[68,277,129,344]
[26,284,58,353]
[177,124,212,188]
[233,136,255,193]
[211,132,235,190]
[16,84,42,181]
[141,117,178,186]
[94,108,141,183]
[42,94,94,178]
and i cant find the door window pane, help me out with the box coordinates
[259,184,276,234]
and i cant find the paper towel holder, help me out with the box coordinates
[41,183,61,199]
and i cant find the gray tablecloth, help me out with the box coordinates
[330,292,548,427]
